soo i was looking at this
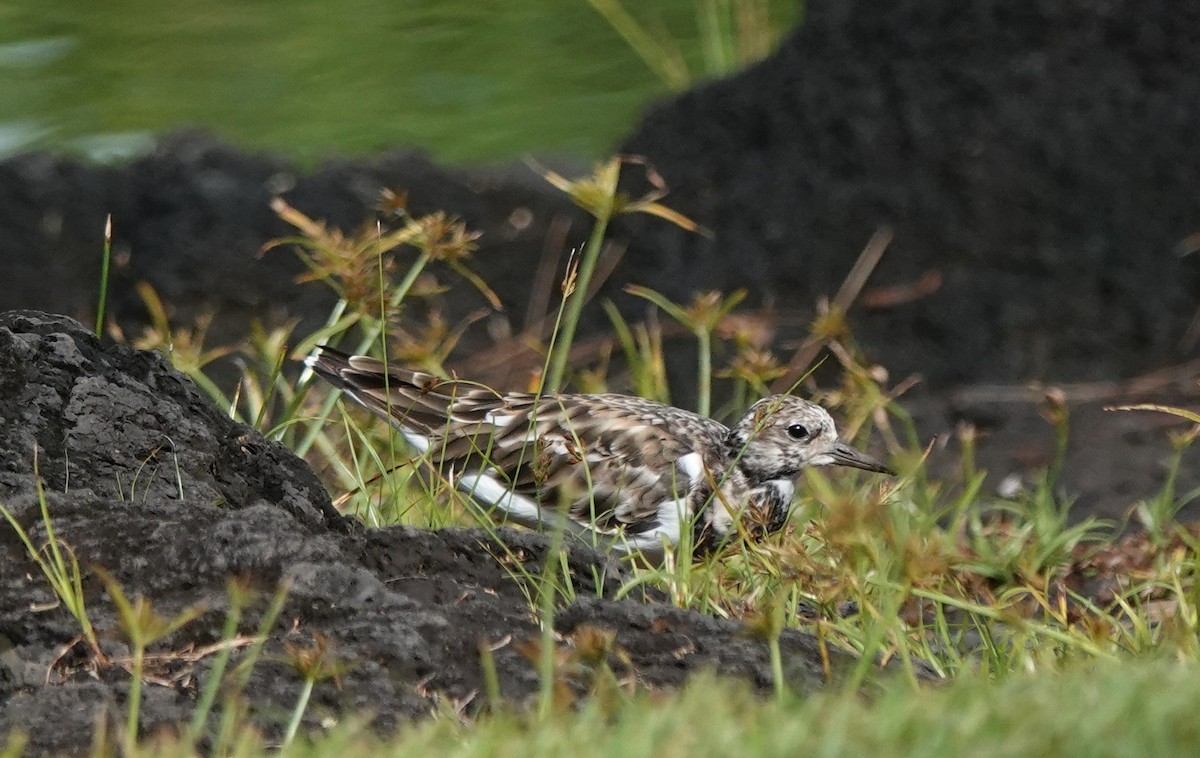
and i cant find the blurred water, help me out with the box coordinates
[0,0,793,164]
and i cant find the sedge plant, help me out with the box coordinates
[95,568,205,749]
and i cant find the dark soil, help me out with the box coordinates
[0,0,1199,752]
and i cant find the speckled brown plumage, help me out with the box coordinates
[306,346,892,555]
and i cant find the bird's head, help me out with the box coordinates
[726,395,893,482]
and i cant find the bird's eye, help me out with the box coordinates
[786,424,810,440]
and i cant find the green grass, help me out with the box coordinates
[0,454,102,662]
[325,659,1200,756]
[117,659,1200,757]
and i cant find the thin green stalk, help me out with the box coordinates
[768,633,784,703]
[97,570,204,752]
[251,344,289,432]
[236,583,291,692]
[367,251,432,350]
[272,298,349,441]
[126,645,145,747]
[729,377,748,422]
[696,328,712,418]
[479,642,502,713]
[373,242,405,521]
[0,459,99,655]
[625,287,743,415]
[537,572,559,719]
[189,369,236,417]
[216,581,291,746]
[538,255,580,394]
[186,586,246,745]
[95,214,112,338]
[0,502,94,648]
[545,214,612,392]
[282,677,315,747]
[537,526,567,719]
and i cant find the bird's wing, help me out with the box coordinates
[306,348,729,536]
[438,392,729,535]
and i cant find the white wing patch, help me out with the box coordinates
[399,428,430,454]
[481,409,546,444]
[482,410,518,426]
[674,451,704,483]
[457,470,551,528]
[455,469,688,557]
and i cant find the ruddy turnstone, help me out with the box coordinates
[306,347,892,555]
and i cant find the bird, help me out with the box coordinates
[305,346,893,556]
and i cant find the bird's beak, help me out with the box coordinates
[828,441,894,475]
